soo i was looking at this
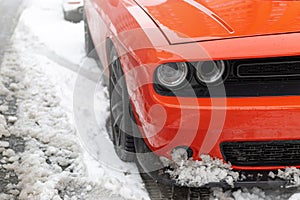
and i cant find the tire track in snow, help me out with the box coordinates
[35,46,100,83]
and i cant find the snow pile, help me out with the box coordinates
[232,188,269,200]
[21,0,85,64]
[167,155,239,187]
[0,50,26,200]
[271,167,300,187]
[289,193,300,200]
[0,114,10,139]
[212,187,271,200]
[2,48,87,199]
[2,0,150,199]
[212,187,300,200]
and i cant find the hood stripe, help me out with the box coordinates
[183,0,235,34]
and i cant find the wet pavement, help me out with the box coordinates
[0,49,25,197]
[0,1,25,197]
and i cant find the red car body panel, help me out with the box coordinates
[135,0,300,44]
[85,0,300,170]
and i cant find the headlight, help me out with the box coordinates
[195,60,225,85]
[156,62,189,89]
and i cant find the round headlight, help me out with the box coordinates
[156,62,189,89]
[195,61,225,85]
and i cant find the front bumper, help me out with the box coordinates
[118,34,300,171]
[131,85,300,171]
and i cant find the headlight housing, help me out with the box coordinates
[195,60,225,85]
[156,62,189,89]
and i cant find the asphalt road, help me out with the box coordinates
[0,0,24,64]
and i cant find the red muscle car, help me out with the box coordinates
[84,0,300,187]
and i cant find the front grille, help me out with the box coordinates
[237,61,300,78]
[154,56,300,97]
[221,140,300,166]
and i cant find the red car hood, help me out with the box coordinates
[134,0,300,44]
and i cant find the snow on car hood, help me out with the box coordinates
[135,0,300,44]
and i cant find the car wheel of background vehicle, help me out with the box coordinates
[77,7,84,21]
[109,45,135,162]
[64,10,81,23]
[63,10,68,21]
[83,12,97,58]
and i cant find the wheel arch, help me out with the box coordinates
[105,37,131,86]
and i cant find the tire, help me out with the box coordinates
[134,135,164,174]
[133,117,166,179]
[63,10,69,21]
[77,7,84,21]
[63,10,81,23]
[109,45,135,162]
[83,13,97,58]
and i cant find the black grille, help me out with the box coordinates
[221,140,300,166]
[237,61,300,78]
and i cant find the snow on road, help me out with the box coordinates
[0,0,149,199]
[1,0,300,199]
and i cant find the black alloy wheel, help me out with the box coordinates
[109,45,135,162]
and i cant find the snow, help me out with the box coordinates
[289,193,300,200]
[0,0,149,199]
[232,188,268,200]
[0,141,10,148]
[62,0,84,12]
[167,155,239,187]
[212,187,270,200]
[21,0,85,64]
[276,167,300,187]
[7,116,17,124]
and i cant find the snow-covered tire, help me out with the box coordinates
[109,44,135,162]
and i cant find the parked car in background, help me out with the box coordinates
[84,0,300,188]
[62,0,83,23]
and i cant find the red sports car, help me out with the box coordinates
[84,0,300,187]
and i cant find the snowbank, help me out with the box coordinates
[3,0,149,199]
[167,155,239,187]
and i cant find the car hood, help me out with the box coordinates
[134,0,300,44]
